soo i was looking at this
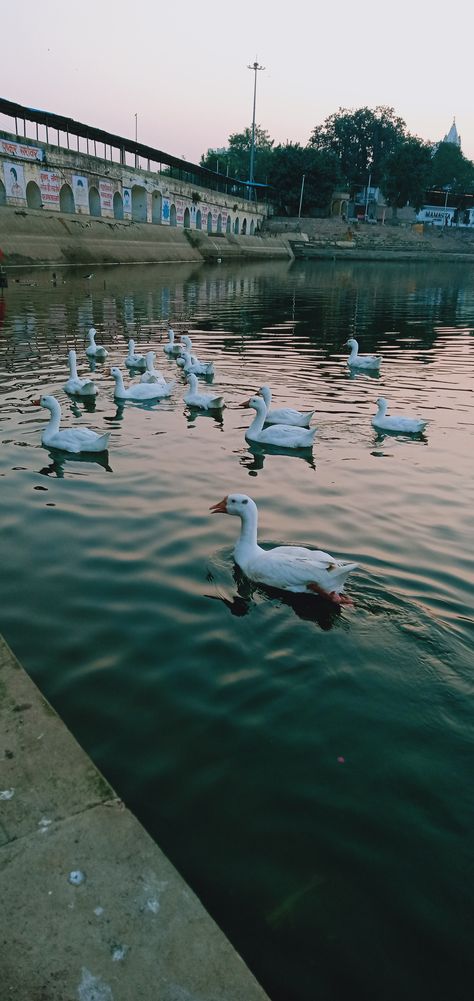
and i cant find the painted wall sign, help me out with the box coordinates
[72,174,89,209]
[99,179,114,213]
[176,198,185,224]
[0,139,43,162]
[3,161,26,199]
[162,197,170,224]
[123,187,132,216]
[39,169,61,207]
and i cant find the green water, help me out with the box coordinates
[0,259,473,1001]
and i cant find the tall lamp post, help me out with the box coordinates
[247,59,265,202]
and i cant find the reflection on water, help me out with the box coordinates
[38,448,112,478]
[1,260,474,1001]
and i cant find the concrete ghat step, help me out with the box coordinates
[0,634,270,1001]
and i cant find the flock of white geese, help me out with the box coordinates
[33,327,428,607]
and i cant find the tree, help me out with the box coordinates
[380,137,432,215]
[267,143,342,215]
[309,106,407,191]
[200,126,274,184]
[429,143,474,194]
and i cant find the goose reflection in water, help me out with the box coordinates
[69,398,97,417]
[38,448,112,478]
[206,566,341,631]
[185,406,224,429]
[239,440,316,474]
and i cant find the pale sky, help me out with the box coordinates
[1,0,473,166]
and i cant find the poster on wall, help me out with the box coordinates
[72,174,89,209]
[123,187,132,216]
[162,197,170,225]
[39,170,61,207]
[99,179,114,214]
[0,139,43,162]
[3,161,26,200]
[176,199,184,225]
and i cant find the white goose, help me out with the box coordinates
[372,397,428,433]
[110,366,174,401]
[184,373,224,410]
[345,338,381,370]
[124,339,147,370]
[85,327,108,359]
[140,351,166,384]
[210,494,356,605]
[178,350,214,377]
[163,328,182,356]
[33,395,110,453]
[258,385,315,427]
[240,396,317,448]
[63,350,98,397]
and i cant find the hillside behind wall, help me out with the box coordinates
[0,207,291,268]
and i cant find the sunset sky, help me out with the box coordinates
[1,0,472,166]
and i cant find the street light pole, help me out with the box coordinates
[247,59,265,202]
[298,174,306,219]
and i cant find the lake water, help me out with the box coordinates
[1,259,473,1001]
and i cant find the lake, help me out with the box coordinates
[0,258,473,1001]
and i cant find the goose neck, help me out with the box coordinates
[113,370,125,391]
[69,351,78,377]
[260,386,271,408]
[248,401,266,435]
[46,397,61,434]
[235,503,259,559]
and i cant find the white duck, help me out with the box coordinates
[124,339,147,370]
[163,328,182,356]
[63,350,98,397]
[178,350,214,377]
[140,351,166,384]
[240,396,317,448]
[258,385,315,427]
[85,327,108,359]
[345,338,381,370]
[33,395,110,453]
[110,366,174,401]
[210,494,356,606]
[372,397,428,433]
[184,373,224,410]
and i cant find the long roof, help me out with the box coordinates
[0,96,259,194]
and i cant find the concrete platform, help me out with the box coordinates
[0,634,270,1001]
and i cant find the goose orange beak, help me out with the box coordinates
[32,398,40,406]
[237,400,251,408]
[210,497,228,514]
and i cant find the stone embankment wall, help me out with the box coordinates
[0,206,291,267]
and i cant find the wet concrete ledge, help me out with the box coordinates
[0,633,270,1001]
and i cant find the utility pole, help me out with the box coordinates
[247,59,265,202]
[298,174,306,219]
[134,113,138,168]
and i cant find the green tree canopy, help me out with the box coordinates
[267,143,342,215]
[309,106,407,190]
[429,142,474,194]
[200,126,274,184]
[380,137,432,213]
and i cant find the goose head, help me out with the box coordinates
[238,395,266,414]
[32,394,59,413]
[87,327,97,343]
[210,494,256,518]
[375,397,388,414]
[181,334,192,350]
[344,338,358,349]
[186,373,198,391]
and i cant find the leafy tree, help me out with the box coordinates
[200,126,274,184]
[380,137,432,215]
[267,143,342,215]
[429,142,474,194]
[309,106,407,190]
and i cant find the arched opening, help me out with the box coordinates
[59,183,75,214]
[216,213,222,233]
[152,190,162,224]
[195,209,202,230]
[89,186,101,217]
[234,217,239,235]
[226,215,231,234]
[207,211,212,233]
[132,185,147,222]
[183,207,191,229]
[250,219,255,235]
[0,180,6,206]
[169,203,177,227]
[242,217,247,234]
[26,181,42,209]
[113,192,123,220]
